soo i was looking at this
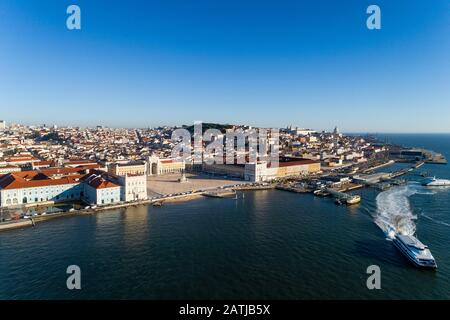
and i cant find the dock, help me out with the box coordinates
[354,161,425,185]
[390,148,447,164]
[203,190,236,198]
[234,185,275,191]
[324,188,361,205]
[276,185,311,193]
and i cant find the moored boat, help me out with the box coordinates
[346,195,361,205]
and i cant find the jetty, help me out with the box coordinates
[203,190,236,198]
[321,188,360,205]
[276,185,311,193]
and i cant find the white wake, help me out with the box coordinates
[374,184,418,239]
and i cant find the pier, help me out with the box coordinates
[390,148,447,164]
[354,161,424,185]
[324,188,361,205]
[203,190,236,198]
[276,185,310,193]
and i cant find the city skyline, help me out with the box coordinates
[1,0,449,132]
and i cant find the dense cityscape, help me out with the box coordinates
[2,119,445,228]
[2,0,450,310]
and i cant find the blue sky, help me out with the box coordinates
[0,0,449,132]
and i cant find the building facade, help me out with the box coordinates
[0,173,82,207]
[147,156,185,175]
[83,174,121,205]
[0,167,142,208]
[0,165,21,175]
[202,158,321,182]
[108,161,147,176]
[117,174,147,202]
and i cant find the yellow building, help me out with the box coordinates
[147,156,185,175]
[108,161,147,176]
[245,159,321,182]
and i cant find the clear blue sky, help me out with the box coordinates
[0,0,449,132]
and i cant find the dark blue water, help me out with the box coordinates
[1,134,449,299]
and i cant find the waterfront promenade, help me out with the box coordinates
[0,159,432,232]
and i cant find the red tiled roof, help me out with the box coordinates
[0,165,20,169]
[65,160,98,165]
[82,171,121,190]
[0,173,82,190]
[87,177,119,189]
[5,156,39,162]
[0,165,102,190]
[33,161,53,166]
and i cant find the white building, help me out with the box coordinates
[0,168,121,208]
[82,174,121,205]
[0,165,21,175]
[117,174,147,201]
[0,173,82,207]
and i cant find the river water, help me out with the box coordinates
[1,134,449,299]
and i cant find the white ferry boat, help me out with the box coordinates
[392,234,437,269]
[422,177,450,187]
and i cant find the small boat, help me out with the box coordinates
[391,179,407,186]
[152,202,162,207]
[346,195,361,205]
[313,189,329,197]
[392,234,437,269]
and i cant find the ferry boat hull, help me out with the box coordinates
[422,177,450,187]
[392,235,437,269]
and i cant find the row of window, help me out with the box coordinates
[4,186,79,198]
